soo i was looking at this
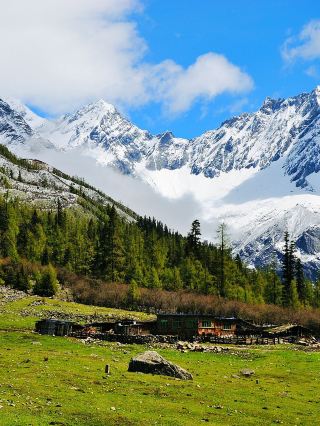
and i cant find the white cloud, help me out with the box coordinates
[282,20,320,62]
[0,0,253,115]
[153,53,253,115]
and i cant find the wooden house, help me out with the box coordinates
[156,314,253,339]
[35,319,75,336]
[262,324,312,339]
[83,319,156,336]
[114,320,155,335]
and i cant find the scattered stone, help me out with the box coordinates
[240,368,255,377]
[232,374,241,379]
[110,406,116,411]
[128,351,193,380]
[176,341,229,353]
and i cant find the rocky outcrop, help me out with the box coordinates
[128,351,193,380]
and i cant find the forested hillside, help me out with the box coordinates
[0,144,319,310]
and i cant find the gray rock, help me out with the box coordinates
[240,368,255,377]
[128,351,193,380]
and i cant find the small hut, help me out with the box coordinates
[263,324,312,340]
[35,319,74,336]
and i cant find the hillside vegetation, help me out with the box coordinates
[0,143,320,316]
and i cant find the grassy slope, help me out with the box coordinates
[0,293,319,425]
[0,293,154,330]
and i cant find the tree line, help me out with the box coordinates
[0,193,319,309]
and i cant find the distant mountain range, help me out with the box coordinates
[1,88,320,278]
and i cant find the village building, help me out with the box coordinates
[35,316,314,344]
[35,319,75,336]
[156,314,259,339]
[262,324,312,340]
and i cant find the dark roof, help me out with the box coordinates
[157,313,237,320]
[263,324,311,334]
[36,319,74,325]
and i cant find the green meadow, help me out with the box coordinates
[0,294,319,425]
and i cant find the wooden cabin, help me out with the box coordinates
[156,314,247,339]
[82,320,156,336]
[262,324,312,339]
[35,319,74,336]
[114,320,155,336]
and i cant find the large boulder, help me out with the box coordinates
[128,351,193,380]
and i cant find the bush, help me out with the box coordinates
[34,264,58,297]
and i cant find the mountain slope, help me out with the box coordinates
[2,89,320,277]
[0,144,136,221]
[0,99,34,145]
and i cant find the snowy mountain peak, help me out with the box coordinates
[158,131,175,144]
[1,87,320,277]
[62,98,118,126]
[3,97,46,128]
[78,98,117,116]
[0,98,34,144]
[260,96,283,114]
[313,85,320,105]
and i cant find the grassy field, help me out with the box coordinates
[0,291,319,425]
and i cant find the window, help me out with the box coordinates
[173,320,182,330]
[160,319,168,329]
[202,320,212,328]
[223,323,232,330]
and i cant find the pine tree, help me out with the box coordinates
[288,279,300,309]
[282,232,296,306]
[56,198,65,228]
[313,274,320,308]
[217,223,229,297]
[264,263,282,305]
[34,264,58,297]
[295,258,305,303]
[148,267,161,289]
[186,219,201,258]
[127,279,140,306]
[100,206,125,282]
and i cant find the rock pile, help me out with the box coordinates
[0,286,28,305]
[297,337,320,347]
[128,351,193,380]
[176,341,229,353]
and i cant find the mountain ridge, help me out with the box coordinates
[1,88,320,277]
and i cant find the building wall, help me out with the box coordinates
[156,316,237,337]
[157,316,199,337]
[198,320,237,336]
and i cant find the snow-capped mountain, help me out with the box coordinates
[0,99,34,144]
[1,88,320,277]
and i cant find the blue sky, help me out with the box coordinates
[130,0,320,137]
[1,0,320,138]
